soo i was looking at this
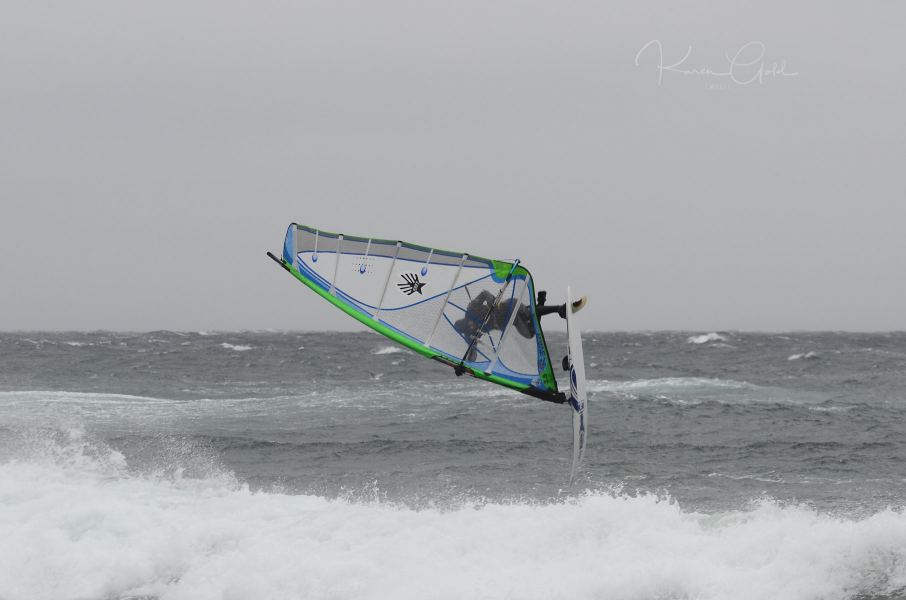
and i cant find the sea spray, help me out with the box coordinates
[3,441,906,600]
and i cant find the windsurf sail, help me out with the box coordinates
[268,222,564,403]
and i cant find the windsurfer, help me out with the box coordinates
[452,290,585,362]
[453,290,533,346]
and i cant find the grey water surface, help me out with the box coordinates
[2,330,904,514]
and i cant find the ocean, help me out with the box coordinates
[2,330,906,599]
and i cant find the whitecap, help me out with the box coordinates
[0,390,174,404]
[220,343,253,352]
[788,351,819,361]
[687,332,727,344]
[373,346,404,355]
[588,377,750,394]
[586,377,825,406]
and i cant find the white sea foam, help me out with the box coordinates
[2,437,906,600]
[788,351,820,361]
[220,343,253,352]
[687,332,728,344]
[708,470,785,483]
[710,342,736,349]
[587,377,751,394]
[0,390,173,404]
[586,377,827,407]
[373,346,404,355]
[22,338,56,346]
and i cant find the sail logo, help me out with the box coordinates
[397,273,425,295]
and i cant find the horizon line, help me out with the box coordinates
[2,328,905,335]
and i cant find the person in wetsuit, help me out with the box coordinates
[453,291,534,352]
[453,290,581,364]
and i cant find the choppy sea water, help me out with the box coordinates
[2,330,906,600]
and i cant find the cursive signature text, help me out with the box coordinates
[635,40,799,87]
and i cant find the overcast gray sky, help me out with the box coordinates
[1,0,903,332]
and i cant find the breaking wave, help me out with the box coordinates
[1,430,906,600]
[789,351,820,361]
[373,346,404,355]
[220,343,253,351]
[687,332,728,344]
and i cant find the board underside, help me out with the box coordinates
[567,286,588,483]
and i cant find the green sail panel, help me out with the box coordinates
[277,223,560,400]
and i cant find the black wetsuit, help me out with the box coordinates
[453,291,535,362]
[535,303,566,319]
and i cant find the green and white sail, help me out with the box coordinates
[272,223,562,402]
